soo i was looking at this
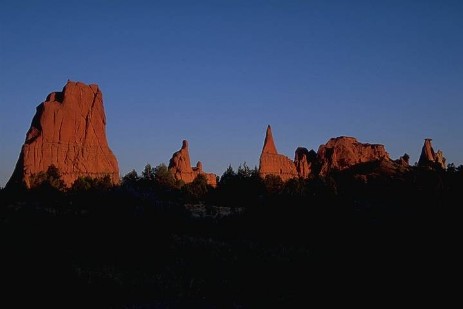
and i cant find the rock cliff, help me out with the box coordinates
[317,136,390,176]
[7,81,120,188]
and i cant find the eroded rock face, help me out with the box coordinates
[317,136,390,176]
[7,81,120,188]
[418,138,446,169]
[294,147,317,178]
[168,140,217,187]
[258,126,298,181]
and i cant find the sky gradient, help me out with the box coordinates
[1,0,462,186]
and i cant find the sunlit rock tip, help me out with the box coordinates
[7,80,120,188]
[168,140,217,187]
[262,125,278,154]
[418,138,446,169]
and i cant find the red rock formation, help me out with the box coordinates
[7,81,120,188]
[294,147,314,178]
[418,138,446,169]
[168,140,217,187]
[317,136,390,176]
[258,126,298,181]
[262,124,278,154]
[435,150,446,169]
[396,153,410,167]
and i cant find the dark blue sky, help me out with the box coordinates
[1,0,462,186]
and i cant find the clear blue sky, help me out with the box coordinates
[1,0,462,186]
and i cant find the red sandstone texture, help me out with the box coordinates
[258,126,392,181]
[258,126,299,181]
[7,81,120,188]
[168,140,217,187]
[317,136,390,176]
[258,126,428,181]
[418,138,446,169]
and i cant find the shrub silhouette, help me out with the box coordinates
[263,174,284,196]
[183,174,209,202]
[71,175,113,192]
[1,160,462,308]
[154,163,177,189]
[29,164,65,191]
[215,163,264,207]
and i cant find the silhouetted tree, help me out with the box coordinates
[122,169,139,187]
[154,163,177,189]
[142,163,155,182]
[306,176,337,203]
[71,176,94,191]
[237,162,253,179]
[263,174,284,196]
[282,177,308,200]
[71,175,113,192]
[215,163,264,207]
[219,165,236,187]
[29,164,65,191]
[182,174,209,202]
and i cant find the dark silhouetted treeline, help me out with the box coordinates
[1,162,461,307]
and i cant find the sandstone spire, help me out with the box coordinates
[262,125,278,154]
[169,140,193,174]
[7,81,120,188]
[419,139,435,163]
[168,140,217,187]
[258,125,298,181]
[418,138,446,169]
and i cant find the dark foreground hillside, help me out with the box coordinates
[1,166,461,308]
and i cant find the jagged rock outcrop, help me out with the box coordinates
[258,125,298,181]
[258,126,415,181]
[7,81,120,188]
[419,139,435,164]
[418,138,446,169]
[435,150,446,169]
[397,153,410,167]
[317,136,390,176]
[168,140,217,187]
[294,147,317,178]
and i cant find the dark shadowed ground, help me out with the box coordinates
[1,167,460,308]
